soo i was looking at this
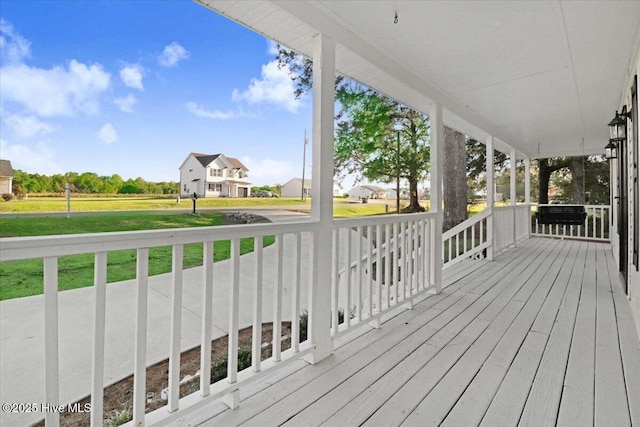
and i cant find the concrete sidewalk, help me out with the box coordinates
[0,210,369,426]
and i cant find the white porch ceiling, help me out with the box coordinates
[198,0,640,159]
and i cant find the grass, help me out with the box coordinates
[0,196,311,213]
[0,212,275,300]
[0,197,438,300]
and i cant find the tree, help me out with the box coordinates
[584,156,609,204]
[277,46,429,212]
[334,85,429,212]
[569,157,585,204]
[443,127,467,230]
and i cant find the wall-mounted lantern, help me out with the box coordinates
[608,110,626,142]
[607,109,629,160]
[605,140,618,160]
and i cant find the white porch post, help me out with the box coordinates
[428,103,443,293]
[305,33,334,364]
[510,147,517,246]
[486,135,495,261]
[524,158,531,238]
[524,158,531,205]
[510,147,517,206]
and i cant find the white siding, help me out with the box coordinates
[180,155,206,197]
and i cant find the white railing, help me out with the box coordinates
[531,204,611,242]
[492,205,531,253]
[330,212,438,336]
[442,208,491,268]
[0,213,439,426]
[493,206,516,254]
[0,221,318,427]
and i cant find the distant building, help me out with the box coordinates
[281,178,312,198]
[347,185,386,199]
[0,160,14,194]
[383,188,398,200]
[179,153,250,198]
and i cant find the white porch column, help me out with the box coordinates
[486,135,495,261]
[428,103,443,293]
[305,33,334,364]
[524,158,531,238]
[510,147,517,206]
[510,147,517,246]
[524,158,531,205]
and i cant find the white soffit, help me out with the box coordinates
[199,0,640,159]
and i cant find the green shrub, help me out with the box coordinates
[210,346,252,383]
[105,409,132,427]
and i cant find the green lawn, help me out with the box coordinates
[0,212,274,300]
[0,196,311,213]
[0,197,437,300]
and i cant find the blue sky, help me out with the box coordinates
[0,0,314,186]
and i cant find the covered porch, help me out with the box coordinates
[1,1,639,426]
[181,238,640,427]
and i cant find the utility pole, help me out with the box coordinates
[301,130,308,201]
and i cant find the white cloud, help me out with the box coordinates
[267,39,279,55]
[0,19,31,64]
[240,156,296,186]
[0,138,60,174]
[232,60,301,113]
[0,60,111,117]
[3,114,55,138]
[158,42,189,68]
[114,94,137,113]
[119,65,144,90]
[186,102,247,120]
[97,123,118,144]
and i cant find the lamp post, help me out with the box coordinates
[301,130,308,201]
[65,183,71,219]
[392,121,403,214]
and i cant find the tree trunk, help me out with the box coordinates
[569,156,585,204]
[406,178,424,212]
[538,158,570,204]
[443,126,468,231]
[538,159,551,204]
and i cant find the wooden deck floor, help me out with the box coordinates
[183,238,640,427]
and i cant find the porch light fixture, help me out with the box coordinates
[606,108,629,160]
[608,110,626,142]
[605,140,618,160]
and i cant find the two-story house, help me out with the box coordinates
[179,153,250,198]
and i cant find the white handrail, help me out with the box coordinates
[442,208,491,267]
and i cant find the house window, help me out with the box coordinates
[238,171,244,178]
[209,168,223,177]
[208,183,222,191]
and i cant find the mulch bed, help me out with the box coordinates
[33,323,292,427]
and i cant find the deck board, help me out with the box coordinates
[594,243,632,427]
[556,242,598,426]
[196,239,640,427]
[607,249,640,426]
[518,242,586,426]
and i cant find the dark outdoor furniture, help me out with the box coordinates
[536,205,587,226]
